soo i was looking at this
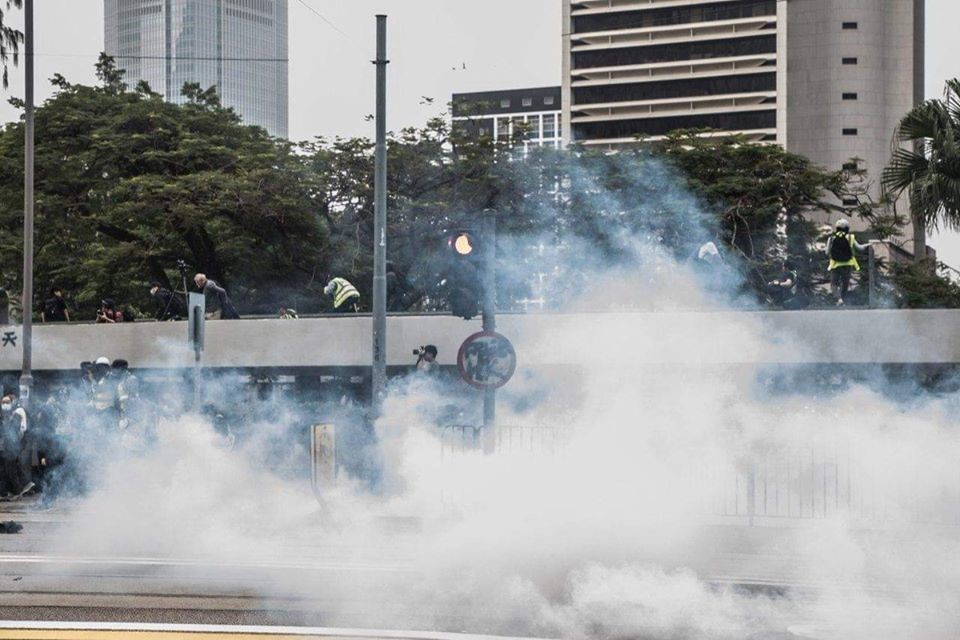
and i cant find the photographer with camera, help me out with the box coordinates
[95,298,124,324]
[149,282,186,321]
[414,345,440,375]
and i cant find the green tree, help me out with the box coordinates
[0,0,21,88]
[889,259,960,308]
[655,131,879,303]
[0,55,330,318]
[883,79,960,262]
[312,121,876,310]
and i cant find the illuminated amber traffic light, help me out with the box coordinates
[446,230,481,320]
[450,232,475,257]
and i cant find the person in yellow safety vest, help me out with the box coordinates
[323,277,360,313]
[826,219,871,306]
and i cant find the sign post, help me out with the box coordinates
[481,212,497,434]
[188,292,205,410]
[458,329,516,453]
[457,331,517,391]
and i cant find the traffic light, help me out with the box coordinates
[446,230,482,320]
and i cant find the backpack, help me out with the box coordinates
[829,232,853,262]
[122,308,136,322]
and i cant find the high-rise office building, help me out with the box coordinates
[563,0,925,246]
[104,0,289,138]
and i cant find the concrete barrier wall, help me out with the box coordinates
[0,309,956,372]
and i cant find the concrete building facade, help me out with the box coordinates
[104,0,289,138]
[562,0,925,244]
[452,86,563,150]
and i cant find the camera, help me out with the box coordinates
[413,346,425,356]
[176,259,188,276]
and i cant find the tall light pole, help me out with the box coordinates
[482,211,497,431]
[371,15,388,412]
[19,0,34,407]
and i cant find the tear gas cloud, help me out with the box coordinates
[32,152,960,640]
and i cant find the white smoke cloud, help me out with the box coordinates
[29,155,960,640]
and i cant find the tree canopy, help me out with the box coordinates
[0,56,329,316]
[0,56,955,317]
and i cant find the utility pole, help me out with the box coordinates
[482,211,497,445]
[19,0,35,407]
[371,15,389,412]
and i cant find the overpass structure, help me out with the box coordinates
[0,309,956,375]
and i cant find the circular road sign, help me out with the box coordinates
[457,331,517,390]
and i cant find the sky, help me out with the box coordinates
[0,0,958,263]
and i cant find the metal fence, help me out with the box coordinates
[712,440,960,526]
[440,424,568,460]
[439,426,960,527]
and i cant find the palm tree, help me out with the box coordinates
[0,0,23,88]
[882,79,960,262]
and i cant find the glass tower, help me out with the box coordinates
[104,0,289,138]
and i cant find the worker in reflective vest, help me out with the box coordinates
[826,219,871,306]
[324,277,360,313]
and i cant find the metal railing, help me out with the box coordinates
[440,424,568,460]
[439,426,960,527]
[713,440,960,527]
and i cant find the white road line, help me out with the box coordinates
[0,554,413,572]
[0,620,553,640]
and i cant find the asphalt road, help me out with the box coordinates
[0,499,955,639]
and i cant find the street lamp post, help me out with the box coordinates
[19,0,35,407]
[371,15,388,412]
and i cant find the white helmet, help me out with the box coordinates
[94,356,110,366]
[835,219,850,231]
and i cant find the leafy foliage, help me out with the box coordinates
[0,55,329,317]
[0,0,22,88]
[1,55,954,317]
[883,79,960,233]
[889,259,960,308]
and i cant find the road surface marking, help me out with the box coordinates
[0,622,551,640]
[0,554,413,572]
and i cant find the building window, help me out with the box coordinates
[525,115,540,139]
[497,117,510,138]
[543,114,556,138]
[842,128,858,136]
[544,96,555,106]
[500,99,510,108]
[522,97,533,107]
[842,21,858,30]
[842,92,858,100]
[842,57,858,65]
[573,34,776,70]
[573,72,776,105]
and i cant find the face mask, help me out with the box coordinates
[1,403,12,411]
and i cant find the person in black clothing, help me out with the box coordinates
[41,287,70,323]
[149,282,186,321]
[386,262,421,312]
[766,261,809,310]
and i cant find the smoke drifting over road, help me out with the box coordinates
[32,153,960,640]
